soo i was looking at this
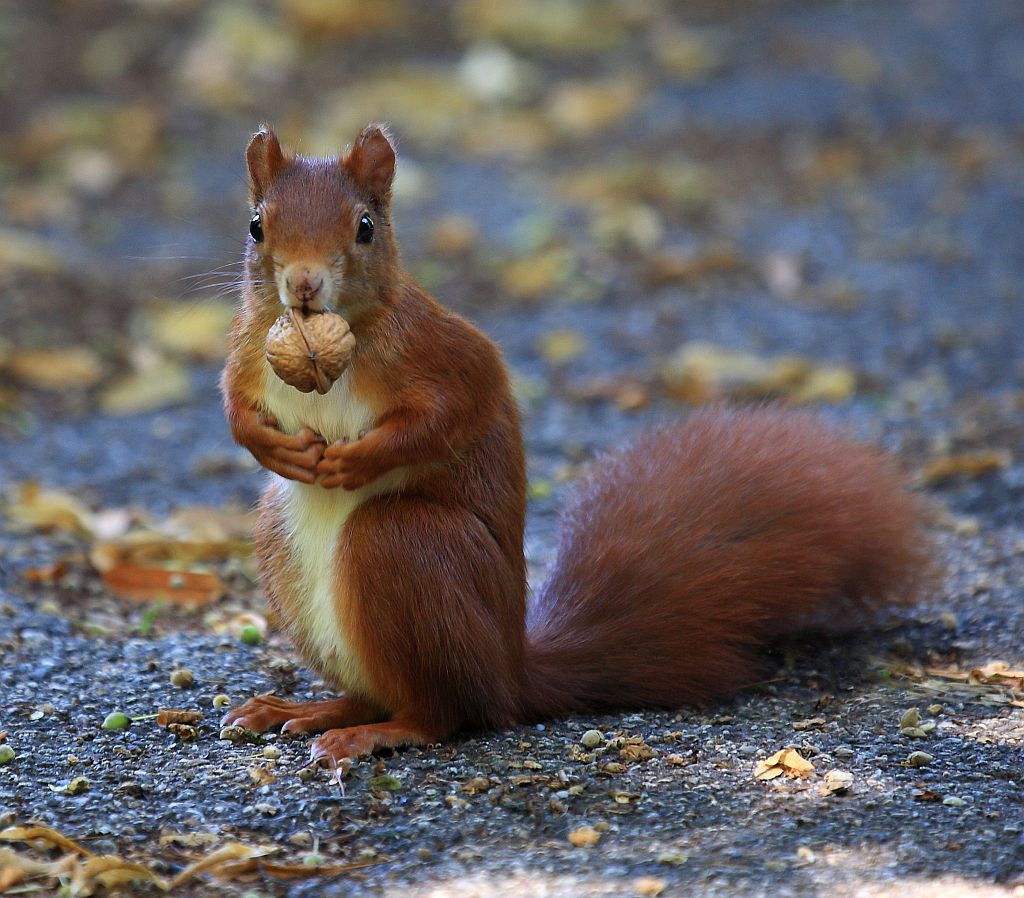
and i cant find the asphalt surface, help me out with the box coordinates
[0,1,1022,896]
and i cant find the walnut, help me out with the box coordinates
[265,309,355,394]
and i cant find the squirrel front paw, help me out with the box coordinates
[317,437,385,490]
[234,407,324,483]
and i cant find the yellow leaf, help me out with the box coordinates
[919,450,1011,486]
[149,301,236,361]
[567,825,601,847]
[754,748,815,780]
[538,329,586,365]
[5,347,104,391]
[634,876,667,897]
[100,360,191,414]
[546,77,645,138]
[2,482,95,537]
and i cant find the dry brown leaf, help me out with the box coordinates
[5,347,105,390]
[0,227,65,274]
[634,875,668,897]
[0,845,76,889]
[567,825,601,847]
[101,565,225,607]
[754,748,815,780]
[564,375,651,411]
[918,450,1012,486]
[22,561,69,584]
[0,824,93,856]
[168,841,271,888]
[546,77,645,138]
[660,342,856,405]
[90,532,252,572]
[644,243,744,287]
[73,854,168,893]
[157,708,204,727]
[3,482,95,536]
[254,857,384,880]
[248,765,277,786]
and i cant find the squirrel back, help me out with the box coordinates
[523,406,932,718]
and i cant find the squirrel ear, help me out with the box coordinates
[341,124,396,204]
[247,126,287,202]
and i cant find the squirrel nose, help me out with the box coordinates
[285,267,324,304]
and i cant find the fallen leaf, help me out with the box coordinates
[0,824,93,856]
[567,825,601,847]
[99,360,191,414]
[644,243,745,287]
[545,77,645,138]
[660,342,856,405]
[634,875,667,897]
[157,708,204,727]
[500,248,576,300]
[538,329,586,365]
[101,566,224,607]
[918,450,1012,486]
[0,228,65,274]
[148,301,236,361]
[22,561,69,584]
[3,482,95,536]
[456,0,625,54]
[5,346,105,391]
[754,748,815,780]
[281,0,404,36]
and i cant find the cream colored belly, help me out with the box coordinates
[261,364,406,697]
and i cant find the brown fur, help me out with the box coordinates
[523,408,933,718]
[221,126,933,761]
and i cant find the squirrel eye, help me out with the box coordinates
[356,214,374,244]
[249,213,264,243]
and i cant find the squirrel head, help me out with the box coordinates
[244,124,399,320]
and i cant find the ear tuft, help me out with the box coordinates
[246,126,287,203]
[340,124,396,204]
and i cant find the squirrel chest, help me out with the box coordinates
[260,362,408,698]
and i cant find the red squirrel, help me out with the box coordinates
[221,124,932,766]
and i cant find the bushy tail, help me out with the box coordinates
[522,406,934,719]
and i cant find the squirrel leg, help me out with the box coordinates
[310,717,436,764]
[330,495,525,757]
[222,694,381,735]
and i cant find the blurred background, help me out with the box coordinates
[1,0,1023,524]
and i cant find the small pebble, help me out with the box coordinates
[170,668,194,688]
[580,729,604,749]
[943,795,965,807]
[907,751,934,767]
[263,745,282,760]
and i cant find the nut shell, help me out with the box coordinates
[266,310,356,394]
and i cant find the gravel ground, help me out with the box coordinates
[1,2,1022,896]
